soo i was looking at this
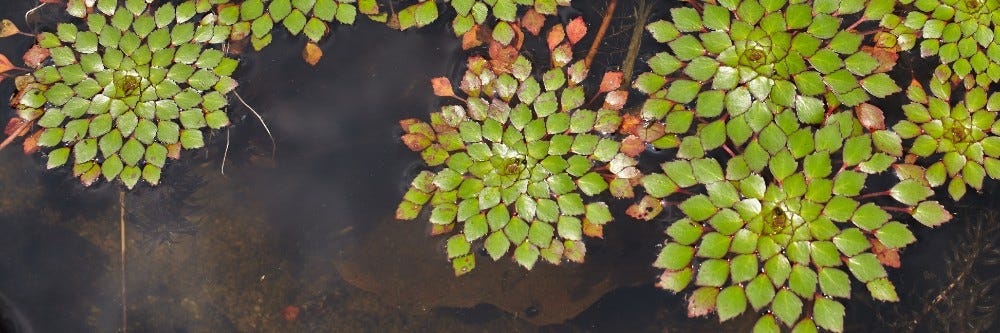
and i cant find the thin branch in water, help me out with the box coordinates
[622,0,656,88]
[221,127,230,175]
[232,91,276,160]
[585,0,618,68]
[119,191,128,333]
[0,120,33,151]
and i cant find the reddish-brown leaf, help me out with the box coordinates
[625,195,663,221]
[599,71,623,93]
[870,238,901,268]
[282,306,300,322]
[22,44,50,69]
[22,129,41,154]
[566,17,587,45]
[855,103,886,131]
[430,77,455,97]
[619,113,642,136]
[461,25,486,50]
[637,122,666,143]
[582,220,604,239]
[487,41,518,74]
[0,53,15,73]
[399,118,421,131]
[546,24,565,51]
[603,90,628,110]
[166,143,182,160]
[620,135,645,157]
[520,8,545,36]
[302,42,322,66]
[863,46,899,73]
[4,118,25,136]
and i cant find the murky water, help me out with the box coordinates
[1,1,998,332]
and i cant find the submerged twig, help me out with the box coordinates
[622,0,656,86]
[221,128,230,175]
[232,91,276,160]
[0,120,33,151]
[119,191,127,333]
[585,0,618,68]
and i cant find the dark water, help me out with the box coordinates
[1,1,998,332]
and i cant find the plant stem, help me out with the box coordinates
[0,120,32,151]
[859,190,891,199]
[585,0,618,69]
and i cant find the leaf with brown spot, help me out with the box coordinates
[637,123,666,143]
[626,195,663,221]
[566,17,586,45]
[547,24,565,51]
[599,71,623,93]
[582,220,604,238]
[520,8,545,36]
[22,44,50,69]
[166,143,182,160]
[1,19,20,38]
[302,42,323,66]
[604,90,628,110]
[863,46,899,73]
[430,223,455,236]
[431,77,455,97]
[621,135,645,157]
[856,103,885,131]
[870,238,901,268]
[401,133,432,151]
[22,129,41,154]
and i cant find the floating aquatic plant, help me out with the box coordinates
[396,20,634,275]
[894,79,1000,200]
[11,0,238,188]
[650,109,940,332]
[896,0,1000,86]
[218,0,381,50]
[445,0,572,36]
[638,0,901,132]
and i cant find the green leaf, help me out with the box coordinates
[852,203,890,230]
[813,298,845,332]
[654,243,695,270]
[47,147,71,169]
[818,267,852,298]
[484,231,510,261]
[866,277,899,302]
[452,254,475,276]
[847,253,887,282]
[875,222,916,248]
[695,259,729,287]
[716,286,747,322]
[861,73,901,98]
[912,201,952,227]
[679,195,717,221]
[746,274,776,310]
[514,242,539,269]
[833,228,871,256]
[771,289,803,326]
[889,180,933,206]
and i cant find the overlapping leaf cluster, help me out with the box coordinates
[13,0,238,188]
[217,0,381,50]
[637,0,900,128]
[396,32,632,275]
[631,1,960,332]
[888,0,1000,86]
[894,80,1000,200]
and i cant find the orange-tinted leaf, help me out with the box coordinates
[870,238,901,268]
[520,8,545,36]
[599,71,624,93]
[488,41,518,74]
[461,25,486,50]
[604,90,628,110]
[566,17,586,45]
[401,133,432,151]
[0,54,15,73]
[282,305,300,322]
[431,77,455,97]
[302,42,323,66]
[22,44,50,69]
[1,19,20,38]
[863,46,899,73]
[582,220,604,238]
[166,143,182,159]
[547,24,565,51]
[399,118,421,130]
[637,122,666,143]
[430,223,455,236]
[619,114,643,136]
[22,129,41,154]
[856,103,885,131]
[621,135,645,157]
